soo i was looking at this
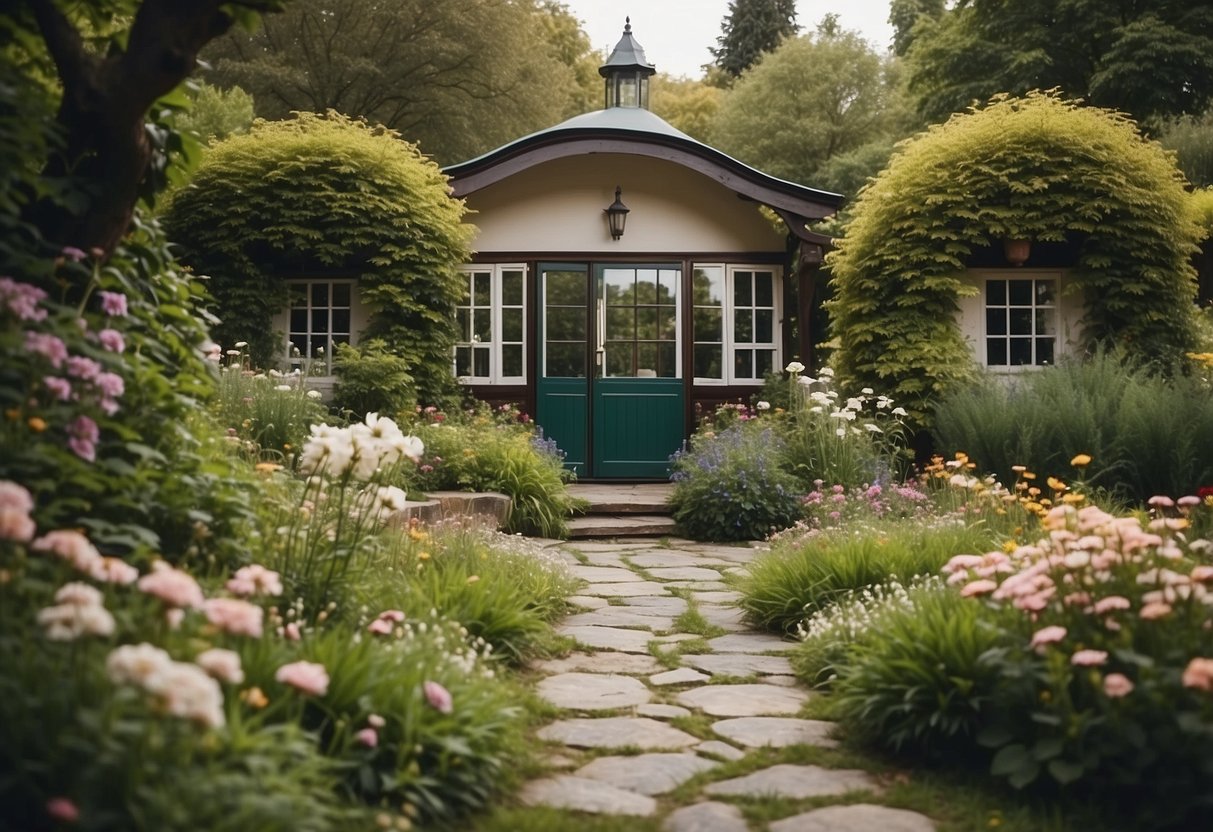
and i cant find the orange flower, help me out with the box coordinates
[1070,454,1092,467]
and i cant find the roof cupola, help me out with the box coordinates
[599,17,656,110]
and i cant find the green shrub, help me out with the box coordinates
[668,422,803,542]
[211,364,329,461]
[932,352,1213,502]
[331,339,415,421]
[739,518,1000,634]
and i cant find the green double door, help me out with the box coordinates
[536,263,685,479]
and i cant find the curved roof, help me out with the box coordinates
[443,107,843,227]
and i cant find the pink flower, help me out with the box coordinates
[0,277,48,321]
[98,291,128,317]
[423,680,453,714]
[24,331,68,367]
[354,727,379,747]
[226,564,283,597]
[282,622,301,641]
[1092,595,1131,615]
[67,415,99,462]
[66,355,101,381]
[1147,495,1175,509]
[0,481,36,542]
[377,609,405,623]
[97,328,125,353]
[90,556,139,585]
[1139,601,1173,620]
[961,579,998,597]
[46,797,79,823]
[1191,565,1213,583]
[38,601,115,640]
[43,376,73,401]
[1030,625,1067,650]
[275,660,329,696]
[0,480,33,513]
[367,618,393,635]
[94,372,124,398]
[137,561,204,608]
[54,581,103,607]
[61,246,86,262]
[1182,657,1213,692]
[195,648,245,684]
[1071,649,1108,667]
[32,529,101,573]
[203,598,263,637]
[1103,673,1134,698]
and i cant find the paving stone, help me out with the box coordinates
[575,753,718,796]
[532,652,663,675]
[707,633,793,653]
[663,801,749,832]
[647,566,726,581]
[567,595,610,609]
[712,717,838,749]
[538,717,700,750]
[629,552,736,569]
[538,672,652,710]
[763,675,800,687]
[581,581,671,597]
[768,804,936,832]
[653,633,701,643]
[684,653,795,676]
[619,595,689,613]
[562,609,677,630]
[570,542,655,552]
[697,605,748,631]
[650,667,711,686]
[580,552,629,567]
[570,565,646,583]
[558,624,658,654]
[637,703,691,719]
[694,741,746,762]
[689,591,743,604]
[677,684,808,717]
[544,752,579,770]
[703,764,881,799]
[663,580,732,591]
[520,775,656,816]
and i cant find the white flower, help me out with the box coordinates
[234,341,248,349]
[268,369,283,378]
[107,643,173,686]
[846,397,863,410]
[785,361,805,374]
[756,401,771,411]
[144,660,226,729]
[38,602,115,640]
[196,648,245,685]
[860,387,874,395]
[819,367,835,378]
[274,384,292,392]
[306,389,323,399]
[835,427,846,437]
[891,406,908,417]
[864,423,884,433]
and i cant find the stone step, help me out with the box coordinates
[567,483,674,515]
[567,514,680,538]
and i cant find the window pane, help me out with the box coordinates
[734,309,753,342]
[473,273,491,306]
[694,308,722,341]
[755,349,774,377]
[986,280,1006,305]
[502,344,523,377]
[547,307,585,341]
[311,309,329,333]
[1034,309,1054,336]
[636,269,657,304]
[734,349,753,379]
[694,344,723,379]
[456,308,470,341]
[636,342,658,376]
[289,333,307,357]
[606,345,633,377]
[502,308,523,342]
[455,346,471,376]
[755,272,774,307]
[606,307,634,340]
[755,309,773,343]
[658,342,677,378]
[546,271,586,305]
[693,267,724,306]
[1009,309,1032,335]
[1035,280,1055,305]
[604,269,634,305]
[1008,279,1032,306]
[1036,338,1055,365]
[473,309,492,342]
[546,342,585,377]
[332,284,351,307]
[1009,337,1032,365]
[289,285,307,307]
[290,308,307,332]
[637,307,658,340]
[734,272,752,306]
[986,307,1006,336]
[473,347,490,377]
[657,308,676,340]
[657,269,679,304]
[987,338,1007,365]
[311,283,328,306]
[502,270,524,305]
[331,309,350,334]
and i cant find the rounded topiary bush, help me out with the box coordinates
[164,111,473,403]
[827,92,1203,423]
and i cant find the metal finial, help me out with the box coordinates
[624,16,631,33]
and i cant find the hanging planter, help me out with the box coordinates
[1003,237,1031,266]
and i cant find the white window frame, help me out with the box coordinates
[283,278,359,377]
[692,263,782,385]
[981,272,1060,371]
[454,264,527,385]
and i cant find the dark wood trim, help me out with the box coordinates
[462,251,786,265]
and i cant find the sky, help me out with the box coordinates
[564,0,897,79]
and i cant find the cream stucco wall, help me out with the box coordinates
[463,153,788,255]
[956,269,1085,369]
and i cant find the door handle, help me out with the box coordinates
[595,297,606,370]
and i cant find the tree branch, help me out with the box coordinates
[27,0,90,91]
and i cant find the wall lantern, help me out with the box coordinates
[1004,237,1031,266]
[605,186,630,241]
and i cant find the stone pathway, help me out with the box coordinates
[517,537,940,831]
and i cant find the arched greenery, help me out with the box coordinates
[827,92,1202,423]
[164,111,473,403]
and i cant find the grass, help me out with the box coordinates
[670,592,727,638]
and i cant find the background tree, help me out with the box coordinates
[708,21,899,188]
[539,1,602,118]
[651,75,721,142]
[1159,108,1213,189]
[905,0,1213,129]
[709,0,798,80]
[174,81,255,145]
[204,0,593,164]
[888,0,944,56]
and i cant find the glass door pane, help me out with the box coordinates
[599,265,680,378]
[543,269,588,377]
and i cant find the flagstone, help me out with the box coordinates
[558,624,658,653]
[538,717,700,750]
[707,633,793,653]
[581,552,629,567]
[711,717,838,749]
[650,667,710,686]
[688,591,743,604]
[570,565,646,583]
[570,542,654,552]
[580,581,671,597]
[768,804,936,832]
[520,775,656,816]
[684,653,794,676]
[677,684,808,717]
[532,652,663,676]
[664,801,749,832]
[663,580,732,591]
[629,552,735,569]
[575,753,718,796]
[538,672,651,710]
[618,595,689,613]
[693,740,746,762]
[697,605,747,631]
[763,675,800,687]
[562,609,677,630]
[567,595,611,609]
[647,566,727,581]
[637,703,692,719]
[704,764,880,799]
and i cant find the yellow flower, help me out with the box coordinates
[466,575,480,584]
[408,528,428,542]
[27,416,47,433]
[254,462,282,475]
[1062,493,1086,504]
[1047,476,1067,492]
[1021,471,1037,481]
[5,408,20,421]
[241,687,269,709]
[417,551,431,561]
[1002,540,1017,553]
[1070,453,1092,467]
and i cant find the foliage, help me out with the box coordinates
[1159,108,1213,188]
[668,422,803,542]
[932,352,1213,503]
[211,363,328,462]
[810,137,898,200]
[738,517,1000,634]
[331,339,415,422]
[710,0,799,79]
[903,0,1213,129]
[174,81,256,145]
[408,405,578,538]
[827,93,1202,425]
[710,26,898,187]
[203,0,593,164]
[889,0,945,57]
[650,75,721,142]
[162,112,473,405]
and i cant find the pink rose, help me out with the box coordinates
[90,556,139,585]
[32,529,101,573]
[137,561,205,609]
[275,660,329,696]
[1139,601,1173,620]
[1182,657,1213,692]
[1071,649,1108,667]
[423,680,453,714]
[1102,673,1134,698]
[203,598,263,638]
[226,564,283,597]
[25,331,68,367]
[1029,625,1067,650]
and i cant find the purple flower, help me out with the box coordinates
[97,329,125,353]
[423,680,453,714]
[98,291,128,317]
[24,331,68,367]
[66,356,101,381]
[61,246,87,262]
[0,277,48,322]
[95,372,124,398]
[43,376,73,401]
[68,415,99,462]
